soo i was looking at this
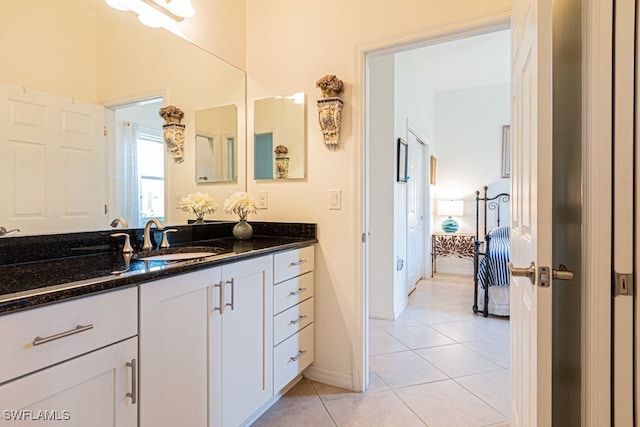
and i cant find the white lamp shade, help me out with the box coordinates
[437,200,464,217]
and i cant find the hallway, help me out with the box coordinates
[254,274,510,426]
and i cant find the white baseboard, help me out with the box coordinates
[435,266,474,276]
[303,365,354,390]
[394,298,408,319]
[369,308,396,320]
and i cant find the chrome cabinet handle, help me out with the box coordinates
[288,288,307,296]
[214,282,225,314]
[290,349,307,362]
[126,359,137,404]
[289,315,308,326]
[226,279,235,311]
[288,259,308,267]
[33,324,94,346]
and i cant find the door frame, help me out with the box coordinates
[352,3,611,425]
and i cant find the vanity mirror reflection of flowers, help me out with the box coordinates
[178,192,218,223]
[224,192,258,240]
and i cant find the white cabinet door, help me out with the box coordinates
[139,268,221,427]
[0,337,137,427]
[211,255,274,427]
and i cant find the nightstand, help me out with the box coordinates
[431,233,475,276]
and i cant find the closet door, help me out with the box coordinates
[406,130,427,293]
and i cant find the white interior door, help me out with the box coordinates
[509,0,553,425]
[0,82,106,235]
[406,130,426,293]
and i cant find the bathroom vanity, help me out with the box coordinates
[0,222,316,427]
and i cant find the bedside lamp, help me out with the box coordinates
[437,200,464,233]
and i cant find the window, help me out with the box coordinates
[137,129,165,223]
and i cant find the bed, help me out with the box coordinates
[473,186,511,317]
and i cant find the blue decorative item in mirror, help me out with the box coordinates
[442,217,459,233]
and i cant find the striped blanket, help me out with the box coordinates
[477,226,510,288]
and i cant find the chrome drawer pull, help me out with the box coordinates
[226,279,235,311]
[288,288,308,296]
[32,324,94,346]
[288,259,308,267]
[214,282,224,314]
[289,315,308,326]
[290,349,307,362]
[126,359,137,404]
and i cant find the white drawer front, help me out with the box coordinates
[0,287,137,384]
[273,297,314,346]
[273,324,314,391]
[273,272,314,315]
[274,246,314,284]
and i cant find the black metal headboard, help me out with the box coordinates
[475,185,510,240]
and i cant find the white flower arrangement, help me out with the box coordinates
[178,192,218,220]
[224,192,258,221]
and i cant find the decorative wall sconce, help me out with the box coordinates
[159,105,186,163]
[274,145,290,179]
[316,75,344,149]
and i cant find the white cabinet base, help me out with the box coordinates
[0,337,137,427]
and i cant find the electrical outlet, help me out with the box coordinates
[257,191,268,209]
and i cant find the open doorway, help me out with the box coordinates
[365,29,512,424]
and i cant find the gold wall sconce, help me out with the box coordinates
[159,105,186,163]
[316,75,344,149]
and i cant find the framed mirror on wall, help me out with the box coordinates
[0,0,246,236]
[253,93,306,180]
[195,104,237,183]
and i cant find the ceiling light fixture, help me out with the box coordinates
[105,0,195,29]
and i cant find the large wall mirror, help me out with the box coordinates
[253,93,306,180]
[195,104,237,183]
[0,0,246,236]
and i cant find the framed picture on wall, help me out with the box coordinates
[501,125,511,178]
[430,155,437,185]
[397,138,408,182]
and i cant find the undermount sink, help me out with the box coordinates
[133,246,227,262]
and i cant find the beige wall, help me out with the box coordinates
[180,0,246,70]
[246,0,512,388]
[1,0,98,102]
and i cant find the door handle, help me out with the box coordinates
[508,262,536,284]
[552,264,574,280]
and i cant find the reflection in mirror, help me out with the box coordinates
[254,93,306,180]
[195,105,237,182]
[0,0,246,236]
[113,98,165,228]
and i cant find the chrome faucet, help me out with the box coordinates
[110,217,129,228]
[142,218,164,251]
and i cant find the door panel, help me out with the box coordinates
[406,131,426,293]
[0,81,106,234]
[510,0,553,425]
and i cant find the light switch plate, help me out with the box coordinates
[257,191,268,209]
[328,189,341,210]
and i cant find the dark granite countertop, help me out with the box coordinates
[0,222,317,315]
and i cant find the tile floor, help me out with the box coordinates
[253,274,510,427]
